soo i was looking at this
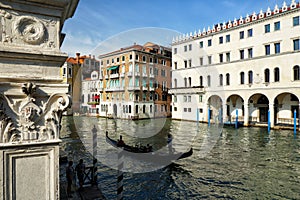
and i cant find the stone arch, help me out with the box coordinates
[207,95,223,123]
[225,94,244,122]
[274,92,299,125]
[248,94,270,123]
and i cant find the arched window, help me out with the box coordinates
[240,72,245,84]
[199,76,203,87]
[219,74,223,86]
[207,75,211,87]
[293,65,300,81]
[135,105,139,114]
[226,73,230,85]
[274,67,280,82]
[264,68,270,83]
[248,70,253,84]
[174,79,177,88]
[188,77,192,87]
[184,78,187,87]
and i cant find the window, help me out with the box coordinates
[135,55,139,60]
[274,21,280,31]
[184,45,187,52]
[184,78,187,87]
[149,57,153,63]
[122,56,125,61]
[208,39,212,47]
[222,53,228,63]
[199,95,203,103]
[184,108,187,112]
[174,95,177,103]
[293,16,300,26]
[189,59,192,67]
[174,48,177,54]
[219,74,223,86]
[188,77,192,87]
[129,55,132,60]
[219,36,223,44]
[265,45,270,55]
[188,96,191,102]
[174,62,177,69]
[200,57,203,66]
[189,44,192,51]
[188,108,192,112]
[184,60,187,68]
[174,79,177,88]
[226,73,230,85]
[265,24,270,33]
[142,56,146,62]
[199,76,203,87]
[247,29,253,37]
[208,56,212,65]
[248,48,253,58]
[293,65,300,81]
[248,71,253,84]
[274,67,280,82]
[199,41,204,48]
[264,69,270,83]
[275,43,280,54]
[183,96,187,102]
[240,50,245,59]
[240,72,245,84]
[219,54,223,63]
[226,34,230,43]
[294,39,300,51]
[207,75,211,87]
[240,31,244,39]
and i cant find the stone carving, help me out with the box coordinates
[14,16,46,45]
[0,82,71,144]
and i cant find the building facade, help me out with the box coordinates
[98,42,172,119]
[170,1,300,128]
[62,53,100,115]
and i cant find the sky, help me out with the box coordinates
[61,0,286,57]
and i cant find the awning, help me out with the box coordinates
[107,66,119,70]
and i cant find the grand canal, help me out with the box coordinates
[60,116,300,199]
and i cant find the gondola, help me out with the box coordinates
[105,132,193,164]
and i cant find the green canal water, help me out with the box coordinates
[60,116,300,199]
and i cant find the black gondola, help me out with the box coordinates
[105,132,193,164]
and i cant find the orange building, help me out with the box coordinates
[98,42,172,119]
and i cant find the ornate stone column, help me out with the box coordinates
[0,0,78,199]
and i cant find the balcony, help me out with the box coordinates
[106,87,124,92]
[127,86,140,91]
[105,75,109,79]
[142,86,148,91]
[110,73,119,79]
[127,72,133,77]
[134,72,140,77]
[169,86,205,94]
[120,73,125,78]
[149,74,155,79]
[149,87,155,91]
[142,73,148,77]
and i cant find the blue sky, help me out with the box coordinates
[61,0,285,56]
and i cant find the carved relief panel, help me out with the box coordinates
[0,6,59,50]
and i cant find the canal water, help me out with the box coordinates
[60,116,300,199]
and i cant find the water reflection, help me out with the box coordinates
[60,116,300,199]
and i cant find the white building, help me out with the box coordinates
[170,1,300,128]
